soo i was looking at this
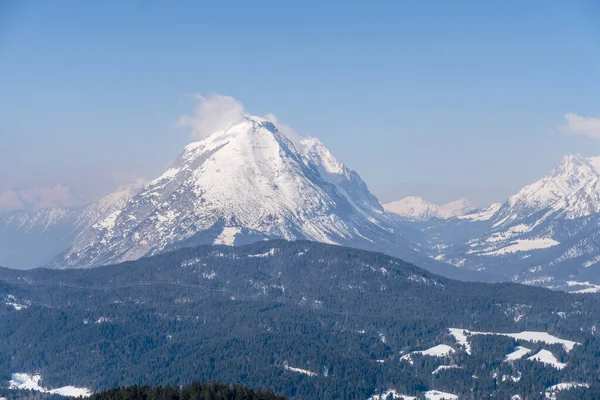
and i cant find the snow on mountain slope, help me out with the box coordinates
[1,208,81,235]
[54,116,410,269]
[492,155,600,227]
[75,179,147,228]
[419,153,600,286]
[0,181,144,269]
[528,350,566,370]
[384,197,475,220]
[400,344,455,364]
[457,203,502,221]
[448,329,580,354]
[300,137,386,221]
[504,346,531,362]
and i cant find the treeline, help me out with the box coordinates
[86,381,286,400]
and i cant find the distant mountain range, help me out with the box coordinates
[0,180,145,268]
[49,116,458,278]
[417,154,600,289]
[383,197,475,220]
[3,117,600,290]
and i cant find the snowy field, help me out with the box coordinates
[8,373,91,397]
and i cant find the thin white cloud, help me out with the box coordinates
[563,113,600,139]
[179,94,308,148]
[178,94,246,139]
[0,190,23,211]
[0,184,83,212]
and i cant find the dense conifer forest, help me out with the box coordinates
[1,241,600,399]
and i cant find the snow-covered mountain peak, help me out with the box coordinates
[493,154,600,226]
[443,198,475,214]
[549,154,597,180]
[384,196,436,220]
[178,116,299,164]
[384,197,475,220]
[54,116,396,268]
[586,155,600,174]
[300,137,346,176]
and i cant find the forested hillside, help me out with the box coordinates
[1,241,600,399]
[87,382,286,400]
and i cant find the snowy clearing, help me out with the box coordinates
[283,365,317,377]
[248,248,277,258]
[545,382,589,399]
[366,390,417,400]
[448,328,471,354]
[482,238,560,256]
[400,344,455,364]
[504,346,531,361]
[213,227,241,246]
[424,390,458,400]
[432,365,460,375]
[449,329,580,353]
[528,350,566,370]
[9,373,91,397]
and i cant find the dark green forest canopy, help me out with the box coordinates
[87,382,286,400]
[1,240,600,399]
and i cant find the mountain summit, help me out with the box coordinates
[423,153,600,287]
[54,116,404,269]
[384,196,475,220]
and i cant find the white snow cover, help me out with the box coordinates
[485,224,533,243]
[495,154,600,226]
[449,329,580,353]
[457,203,502,221]
[9,373,91,397]
[566,280,600,294]
[283,364,317,377]
[430,153,600,281]
[424,390,458,400]
[4,295,30,310]
[448,328,471,354]
[504,346,531,361]
[432,365,460,375]
[417,344,455,357]
[384,197,474,220]
[400,344,455,364]
[482,238,560,256]
[247,249,277,258]
[57,116,396,268]
[545,382,589,399]
[213,227,241,245]
[366,390,417,400]
[528,349,566,370]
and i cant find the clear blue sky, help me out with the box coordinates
[1,0,599,207]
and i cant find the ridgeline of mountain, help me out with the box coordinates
[384,197,475,220]
[52,117,429,273]
[419,154,600,288]
[0,180,145,269]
